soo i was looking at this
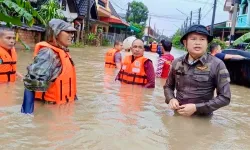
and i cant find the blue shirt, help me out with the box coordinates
[215,53,226,60]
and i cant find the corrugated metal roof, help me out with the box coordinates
[14,24,45,32]
[0,22,45,32]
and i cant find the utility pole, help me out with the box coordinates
[190,11,192,27]
[186,17,188,31]
[230,0,240,45]
[198,7,201,24]
[86,0,91,34]
[125,2,130,38]
[210,0,217,36]
[147,17,151,45]
[182,25,185,35]
[85,0,91,44]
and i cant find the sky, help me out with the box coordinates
[110,0,228,37]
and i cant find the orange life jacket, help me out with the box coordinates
[34,42,77,104]
[0,46,17,82]
[151,43,157,52]
[105,48,119,68]
[118,55,148,86]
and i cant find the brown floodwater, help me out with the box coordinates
[0,47,250,150]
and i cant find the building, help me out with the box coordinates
[143,26,159,44]
[237,0,250,27]
[207,0,250,42]
[89,0,111,33]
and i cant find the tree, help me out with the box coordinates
[0,0,45,26]
[128,1,149,25]
[233,32,250,48]
[171,29,184,50]
[38,0,64,25]
[131,22,145,39]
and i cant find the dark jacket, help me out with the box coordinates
[164,53,231,115]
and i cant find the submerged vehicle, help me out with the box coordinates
[222,49,250,87]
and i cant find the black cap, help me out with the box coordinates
[180,24,213,45]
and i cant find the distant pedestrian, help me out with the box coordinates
[156,40,174,78]
[0,27,23,83]
[104,41,123,69]
[210,43,245,60]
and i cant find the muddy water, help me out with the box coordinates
[0,47,250,150]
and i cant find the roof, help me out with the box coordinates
[0,22,45,32]
[90,19,110,26]
[215,27,250,30]
[109,2,120,18]
[206,21,227,28]
[75,0,95,16]
[100,2,129,26]
[14,24,45,32]
[118,13,126,19]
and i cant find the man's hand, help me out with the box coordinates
[177,104,197,116]
[168,98,180,110]
[16,72,24,80]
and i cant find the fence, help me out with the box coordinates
[102,33,126,45]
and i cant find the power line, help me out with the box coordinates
[201,6,213,20]
[201,0,211,10]
[176,0,213,4]
[110,0,127,11]
[148,14,186,21]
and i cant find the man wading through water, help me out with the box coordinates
[0,27,23,83]
[164,25,231,116]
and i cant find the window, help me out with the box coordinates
[243,4,248,14]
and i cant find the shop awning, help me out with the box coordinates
[111,24,127,29]
[100,16,129,26]
[129,25,140,33]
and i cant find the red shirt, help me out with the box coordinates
[156,53,174,78]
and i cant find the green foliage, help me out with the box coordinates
[171,30,184,50]
[233,32,250,49]
[209,38,227,49]
[87,33,96,41]
[128,1,149,25]
[70,42,84,48]
[131,22,144,39]
[102,38,110,46]
[0,0,45,26]
[38,0,64,25]
[149,37,154,43]
[18,38,31,51]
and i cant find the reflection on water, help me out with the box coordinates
[0,47,249,149]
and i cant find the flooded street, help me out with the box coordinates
[0,47,250,150]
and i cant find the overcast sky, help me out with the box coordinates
[110,0,228,37]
